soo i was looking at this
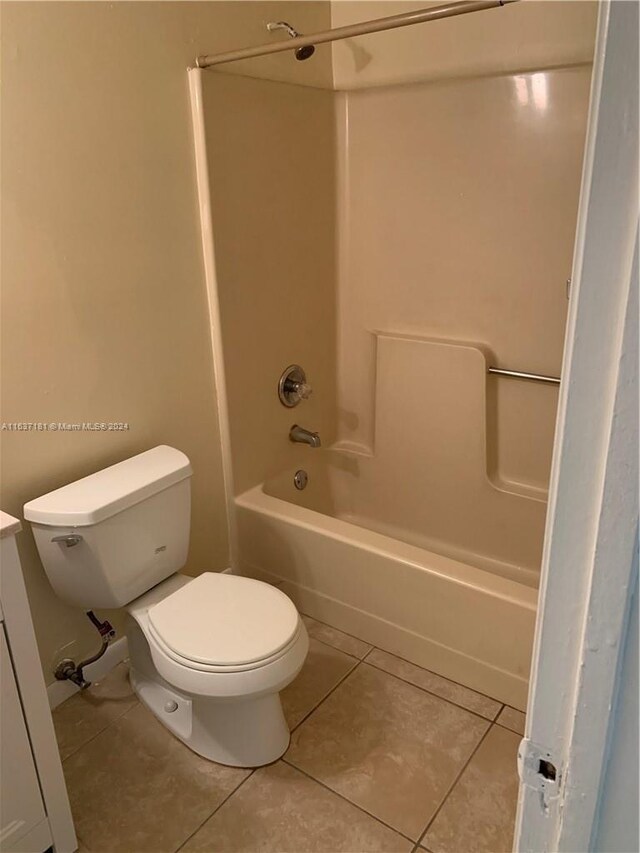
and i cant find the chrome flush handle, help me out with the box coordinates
[51,534,83,548]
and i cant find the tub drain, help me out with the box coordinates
[294,470,308,490]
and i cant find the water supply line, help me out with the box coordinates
[54,611,116,690]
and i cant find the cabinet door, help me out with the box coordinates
[0,628,47,851]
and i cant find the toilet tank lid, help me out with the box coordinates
[23,446,192,527]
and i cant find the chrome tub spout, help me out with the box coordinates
[289,424,321,448]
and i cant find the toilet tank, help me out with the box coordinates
[24,446,192,609]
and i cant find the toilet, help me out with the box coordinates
[23,445,308,767]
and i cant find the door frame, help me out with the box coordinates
[514,1,639,850]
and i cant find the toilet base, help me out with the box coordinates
[130,666,291,766]
[126,609,294,769]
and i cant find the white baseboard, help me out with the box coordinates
[47,635,129,709]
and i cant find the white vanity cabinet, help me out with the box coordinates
[0,512,76,853]
[0,629,48,847]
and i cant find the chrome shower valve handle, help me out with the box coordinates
[278,365,313,407]
[291,380,312,400]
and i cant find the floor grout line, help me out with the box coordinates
[305,624,518,732]
[361,657,502,724]
[289,653,362,734]
[173,656,368,851]
[308,620,510,722]
[311,615,517,725]
[59,698,140,765]
[284,650,506,850]
[74,831,90,852]
[302,612,375,659]
[281,758,416,847]
[176,654,363,851]
[414,722,495,849]
[494,702,507,722]
[174,769,257,852]
[495,720,526,736]
[362,644,506,709]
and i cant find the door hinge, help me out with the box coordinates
[518,738,563,803]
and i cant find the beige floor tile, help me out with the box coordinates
[287,663,489,840]
[366,649,501,720]
[302,615,373,659]
[182,761,412,852]
[281,637,358,729]
[422,725,520,853]
[63,702,249,853]
[496,705,526,736]
[53,662,138,760]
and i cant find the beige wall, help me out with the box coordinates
[331,0,597,89]
[0,1,332,684]
[201,72,338,495]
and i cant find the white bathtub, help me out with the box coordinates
[235,469,538,711]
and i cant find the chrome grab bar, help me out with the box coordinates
[488,367,561,386]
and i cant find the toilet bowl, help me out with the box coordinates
[125,572,308,766]
[23,445,309,768]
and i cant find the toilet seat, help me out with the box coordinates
[147,620,302,674]
[147,572,301,673]
[127,572,309,700]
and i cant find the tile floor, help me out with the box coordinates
[53,614,525,853]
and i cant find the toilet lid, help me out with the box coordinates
[147,573,300,668]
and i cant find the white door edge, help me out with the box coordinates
[514,1,639,850]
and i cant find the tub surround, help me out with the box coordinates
[335,66,592,499]
[188,9,595,720]
[199,71,338,497]
[334,334,548,579]
[330,0,597,90]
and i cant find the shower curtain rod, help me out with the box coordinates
[196,0,518,69]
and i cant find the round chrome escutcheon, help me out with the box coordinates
[294,469,308,490]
